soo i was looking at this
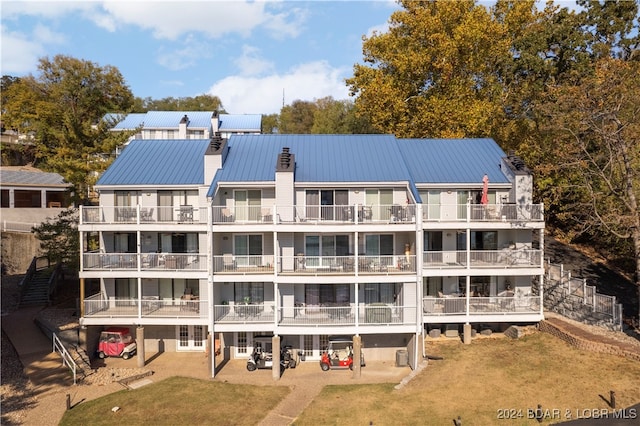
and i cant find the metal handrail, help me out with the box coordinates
[53,332,77,385]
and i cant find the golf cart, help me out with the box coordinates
[246,336,297,372]
[320,336,365,371]
[97,327,137,360]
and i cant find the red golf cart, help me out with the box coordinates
[97,327,137,360]
[320,336,365,371]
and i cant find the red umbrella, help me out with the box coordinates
[481,174,489,205]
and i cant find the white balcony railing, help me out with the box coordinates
[82,202,543,225]
[212,204,417,224]
[84,295,207,318]
[422,296,541,315]
[277,255,416,274]
[423,203,544,222]
[83,252,206,271]
[212,255,275,273]
[81,205,205,224]
[422,250,542,269]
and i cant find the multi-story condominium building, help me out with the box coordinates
[78,134,544,376]
[108,111,262,141]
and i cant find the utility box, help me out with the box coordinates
[396,349,408,367]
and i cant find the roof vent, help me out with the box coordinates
[277,147,294,172]
[180,114,189,124]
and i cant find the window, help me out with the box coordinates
[424,231,443,251]
[365,189,393,220]
[234,234,262,266]
[419,190,441,220]
[365,234,393,256]
[457,231,498,250]
[305,284,350,305]
[159,278,199,299]
[305,190,348,220]
[235,190,261,221]
[237,332,248,354]
[423,277,443,297]
[157,190,197,221]
[457,191,469,219]
[114,233,136,253]
[158,232,198,254]
[305,235,349,267]
[364,283,398,304]
[423,231,443,263]
[115,278,137,305]
[234,282,264,304]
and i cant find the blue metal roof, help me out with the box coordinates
[208,134,412,197]
[109,113,146,130]
[397,138,510,184]
[97,139,210,186]
[219,114,261,131]
[143,111,213,129]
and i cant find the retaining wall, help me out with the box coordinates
[539,320,639,362]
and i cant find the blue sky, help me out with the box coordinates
[1,0,401,115]
[1,1,579,115]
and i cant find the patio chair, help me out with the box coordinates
[223,253,236,271]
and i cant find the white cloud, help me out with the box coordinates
[234,45,274,77]
[156,35,212,71]
[208,60,350,115]
[0,24,65,75]
[100,1,306,41]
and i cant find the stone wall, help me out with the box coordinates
[539,320,640,362]
[1,232,43,274]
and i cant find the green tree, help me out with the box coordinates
[2,55,135,203]
[311,96,377,134]
[32,208,79,269]
[261,113,279,134]
[132,94,224,112]
[537,58,640,312]
[278,100,317,134]
[347,0,512,139]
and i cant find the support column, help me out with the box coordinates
[352,335,362,378]
[207,332,213,378]
[136,326,145,368]
[272,335,281,381]
[463,323,472,345]
[79,278,85,318]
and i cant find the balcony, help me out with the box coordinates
[275,255,416,275]
[213,255,275,273]
[83,252,206,271]
[423,203,544,222]
[213,304,416,325]
[422,249,542,269]
[211,204,417,225]
[80,205,205,224]
[84,293,206,318]
[422,296,541,315]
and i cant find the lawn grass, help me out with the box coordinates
[296,332,640,426]
[59,376,289,426]
[59,332,640,426]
